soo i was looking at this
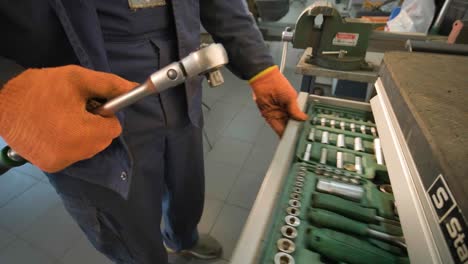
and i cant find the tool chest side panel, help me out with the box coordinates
[371,82,449,264]
[378,52,468,217]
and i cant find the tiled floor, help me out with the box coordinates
[0,41,304,263]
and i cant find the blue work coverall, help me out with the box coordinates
[0,0,274,263]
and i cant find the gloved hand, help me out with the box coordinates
[0,65,136,172]
[249,66,308,136]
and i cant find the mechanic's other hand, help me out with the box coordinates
[249,66,308,137]
[0,65,136,172]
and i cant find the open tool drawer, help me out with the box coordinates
[232,93,420,264]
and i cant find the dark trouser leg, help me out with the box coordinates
[161,124,205,251]
[47,95,171,264]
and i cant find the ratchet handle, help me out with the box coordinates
[0,146,27,175]
[312,192,377,224]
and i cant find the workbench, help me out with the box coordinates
[231,52,468,264]
[296,48,383,102]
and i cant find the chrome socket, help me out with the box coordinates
[340,121,346,130]
[293,187,302,193]
[350,123,356,132]
[274,252,295,264]
[312,116,318,124]
[354,137,364,152]
[321,131,329,144]
[290,192,301,200]
[295,181,304,187]
[374,138,384,165]
[277,238,296,254]
[330,119,336,128]
[303,143,312,161]
[285,215,301,227]
[320,148,328,164]
[308,128,315,141]
[286,207,300,216]
[360,125,367,134]
[337,134,345,148]
[336,152,343,169]
[316,178,364,202]
[350,178,360,185]
[355,156,363,174]
[320,117,327,126]
[289,199,301,208]
[281,225,298,239]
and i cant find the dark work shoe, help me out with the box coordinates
[165,234,222,260]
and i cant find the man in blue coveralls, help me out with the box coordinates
[0,0,307,263]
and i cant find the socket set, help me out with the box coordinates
[260,103,408,264]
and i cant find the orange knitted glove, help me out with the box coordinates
[0,65,136,172]
[249,66,308,136]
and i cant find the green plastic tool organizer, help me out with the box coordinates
[259,102,409,264]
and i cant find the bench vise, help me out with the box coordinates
[282,1,374,71]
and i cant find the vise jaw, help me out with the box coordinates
[291,1,373,71]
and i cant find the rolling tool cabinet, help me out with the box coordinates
[231,52,468,264]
